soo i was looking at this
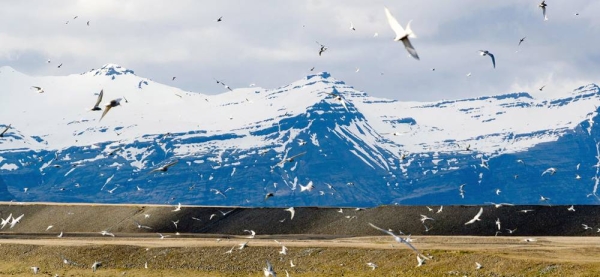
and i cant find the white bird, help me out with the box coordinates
[9,214,24,228]
[539,1,548,21]
[100,230,115,237]
[478,50,496,68]
[157,233,170,239]
[506,228,517,234]
[277,152,307,166]
[57,232,63,238]
[576,174,581,180]
[91,261,102,272]
[417,255,425,267]
[373,32,378,37]
[209,213,217,220]
[285,270,290,277]
[518,209,534,213]
[172,202,182,212]
[466,72,472,77]
[337,208,344,214]
[263,260,276,277]
[459,184,466,199]
[290,260,296,267]
[539,195,551,204]
[31,86,44,93]
[541,167,556,176]
[279,245,288,255]
[299,181,315,192]
[523,238,537,242]
[172,220,179,229]
[219,209,234,216]
[210,188,227,198]
[327,92,348,111]
[384,7,419,60]
[91,89,103,111]
[568,205,576,212]
[238,241,248,250]
[349,21,355,31]
[426,206,433,212]
[495,189,501,195]
[244,229,256,238]
[46,225,54,231]
[420,214,434,223]
[495,218,501,230]
[150,160,179,174]
[366,262,378,270]
[369,223,429,261]
[476,262,483,269]
[284,207,295,220]
[435,206,443,214]
[133,220,152,230]
[99,98,122,121]
[224,245,235,254]
[464,207,483,225]
[582,224,593,230]
[31,266,39,274]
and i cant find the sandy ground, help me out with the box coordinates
[1,235,600,276]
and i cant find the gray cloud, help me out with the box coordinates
[0,0,597,100]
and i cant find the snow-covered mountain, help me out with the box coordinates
[1,64,599,207]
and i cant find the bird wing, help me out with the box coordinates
[99,106,112,121]
[488,53,496,68]
[163,160,179,169]
[32,86,41,90]
[369,222,397,237]
[465,207,484,225]
[542,6,547,20]
[93,90,104,109]
[288,151,307,160]
[384,7,406,38]
[401,37,420,60]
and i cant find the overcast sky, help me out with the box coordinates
[0,0,598,101]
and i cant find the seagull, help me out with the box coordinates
[57,63,62,68]
[518,209,534,213]
[172,220,179,229]
[337,208,344,214]
[327,92,348,111]
[157,233,170,239]
[31,266,39,274]
[478,50,496,68]
[373,32,378,37]
[495,218,501,230]
[495,189,501,195]
[216,16,222,22]
[366,262,378,270]
[244,229,256,238]
[91,261,102,272]
[299,181,315,192]
[540,195,551,205]
[0,124,10,137]
[172,77,176,81]
[10,214,24,228]
[426,206,433,212]
[466,72,472,77]
[464,207,483,225]
[568,205,576,212]
[224,245,235,254]
[518,37,526,46]
[542,167,556,176]
[459,184,466,199]
[539,1,548,21]
[238,241,249,250]
[100,230,115,237]
[264,192,274,202]
[486,202,514,208]
[209,213,217,220]
[349,21,355,31]
[133,220,152,229]
[316,41,328,56]
[539,85,546,91]
[219,209,234,216]
[582,224,593,230]
[172,202,182,212]
[99,98,122,121]
[32,86,44,93]
[384,7,419,60]
[476,262,483,270]
[278,152,307,166]
[420,214,434,223]
[210,188,227,198]
[279,245,288,255]
[417,255,426,267]
[46,225,53,231]
[149,160,179,173]
[369,223,429,261]
[290,260,296,267]
[284,207,295,220]
[436,206,443,213]
[506,228,517,234]
[263,260,276,277]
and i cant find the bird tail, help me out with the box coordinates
[405,20,416,38]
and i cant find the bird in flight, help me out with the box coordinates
[263,260,276,277]
[284,207,295,220]
[31,86,44,93]
[327,92,348,111]
[91,261,102,272]
[316,41,328,56]
[149,160,179,173]
[384,7,419,60]
[518,37,526,46]
[369,223,429,262]
[278,151,307,166]
[349,21,355,31]
[539,85,546,91]
[478,50,496,68]
[99,98,122,121]
[133,220,152,229]
[217,16,223,22]
[172,202,182,212]
[539,1,548,21]
[91,90,103,111]
[464,207,483,225]
[0,124,10,137]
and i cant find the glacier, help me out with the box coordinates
[0,64,599,207]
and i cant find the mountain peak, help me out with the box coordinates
[84,64,135,77]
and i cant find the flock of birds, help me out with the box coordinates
[0,1,595,276]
